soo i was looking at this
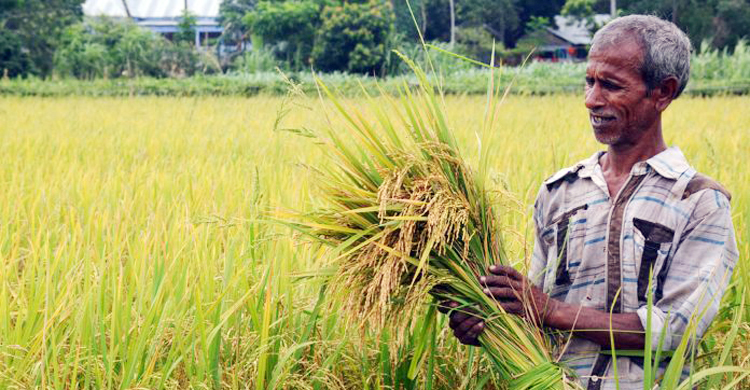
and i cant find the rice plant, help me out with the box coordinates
[0,94,747,388]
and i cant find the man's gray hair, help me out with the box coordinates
[592,15,692,98]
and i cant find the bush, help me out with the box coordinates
[312,1,394,75]
[54,17,221,79]
[231,47,279,73]
[55,18,167,78]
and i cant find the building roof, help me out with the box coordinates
[548,14,611,45]
[82,0,220,19]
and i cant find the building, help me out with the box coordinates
[82,0,223,48]
[525,14,611,62]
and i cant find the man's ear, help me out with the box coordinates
[653,76,679,112]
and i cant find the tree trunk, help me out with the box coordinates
[420,0,427,37]
[121,0,131,18]
[449,0,455,46]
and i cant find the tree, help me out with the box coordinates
[449,0,455,45]
[0,28,32,77]
[54,17,169,79]
[219,0,256,44]
[0,0,84,77]
[512,0,567,46]
[243,0,320,70]
[459,0,519,47]
[616,0,749,51]
[714,0,750,49]
[312,0,394,74]
[176,9,198,44]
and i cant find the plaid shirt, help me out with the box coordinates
[529,147,738,389]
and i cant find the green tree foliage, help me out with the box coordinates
[715,0,750,49]
[0,28,32,77]
[512,0,567,45]
[219,0,256,40]
[312,1,394,74]
[460,0,519,48]
[55,18,166,78]
[561,0,597,19]
[175,10,198,44]
[54,17,220,79]
[243,1,321,70]
[390,0,425,41]
[0,0,84,77]
[565,0,750,52]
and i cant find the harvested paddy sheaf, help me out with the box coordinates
[0,95,747,388]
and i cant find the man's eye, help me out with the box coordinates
[602,81,621,90]
[585,77,594,86]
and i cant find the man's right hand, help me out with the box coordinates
[438,301,485,346]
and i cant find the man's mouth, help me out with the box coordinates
[590,114,615,126]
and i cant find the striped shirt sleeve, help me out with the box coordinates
[637,189,738,351]
[529,185,550,291]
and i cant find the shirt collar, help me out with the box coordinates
[643,146,692,180]
[576,151,605,179]
[582,146,691,180]
[546,146,692,184]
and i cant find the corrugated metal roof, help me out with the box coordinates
[549,14,611,45]
[83,0,220,19]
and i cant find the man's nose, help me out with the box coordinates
[585,84,605,110]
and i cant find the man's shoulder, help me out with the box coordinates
[541,155,595,192]
[682,172,732,202]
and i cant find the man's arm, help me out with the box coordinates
[636,190,737,351]
[481,265,645,350]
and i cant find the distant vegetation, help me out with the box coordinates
[3,0,750,82]
[3,42,750,97]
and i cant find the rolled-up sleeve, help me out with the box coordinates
[529,186,550,290]
[637,189,738,351]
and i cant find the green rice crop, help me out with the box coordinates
[0,94,747,388]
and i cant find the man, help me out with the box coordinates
[444,15,738,389]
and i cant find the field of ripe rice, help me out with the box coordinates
[0,95,748,389]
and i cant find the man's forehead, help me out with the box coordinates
[587,39,643,76]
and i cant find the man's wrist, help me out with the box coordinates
[542,298,563,329]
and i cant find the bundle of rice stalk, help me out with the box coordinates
[289,54,580,389]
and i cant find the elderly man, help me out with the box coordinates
[445,15,738,389]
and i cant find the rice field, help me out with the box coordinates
[0,95,748,389]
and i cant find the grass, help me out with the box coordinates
[0,94,748,388]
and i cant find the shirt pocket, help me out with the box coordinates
[633,218,675,306]
[545,204,588,299]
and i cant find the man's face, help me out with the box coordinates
[585,38,659,147]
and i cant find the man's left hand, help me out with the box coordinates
[479,265,556,326]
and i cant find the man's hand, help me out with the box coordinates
[438,301,484,346]
[479,265,556,326]
[480,265,646,349]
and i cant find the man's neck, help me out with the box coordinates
[601,129,668,177]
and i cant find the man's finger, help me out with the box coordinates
[457,332,481,347]
[455,321,482,347]
[448,308,475,329]
[499,301,524,315]
[437,300,458,314]
[488,264,524,281]
[483,287,520,301]
[463,321,485,346]
[455,315,482,335]
[479,274,522,290]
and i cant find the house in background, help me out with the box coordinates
[522,14,611,62]
[82,0,223,49]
